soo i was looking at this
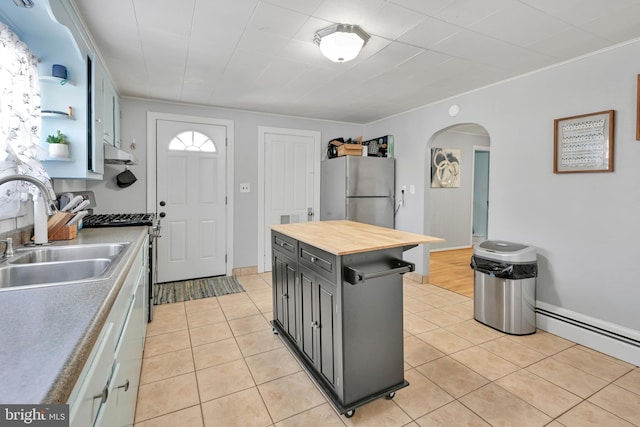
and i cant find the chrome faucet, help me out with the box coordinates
[0,175,58,245]
[1,237,14,260]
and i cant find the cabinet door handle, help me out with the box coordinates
[282,293,288,299]
[93,385,109,404]
[311,321,319,328]
[310,256,317,263]
[117,379,130,392]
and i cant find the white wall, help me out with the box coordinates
[26,33,640,356]
[366,40,640,334]
[428,130,490,250]
[80,99,364,269]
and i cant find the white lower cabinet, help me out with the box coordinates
[68,238,148,427]
[67,323,114,427]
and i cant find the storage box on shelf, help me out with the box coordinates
[363,135,394,157]
[337,144,363,156]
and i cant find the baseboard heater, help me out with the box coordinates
[537,308,640,349]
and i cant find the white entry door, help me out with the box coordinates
[261,128,320,272]
[156,119,227,283]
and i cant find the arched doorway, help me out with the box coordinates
[425,123,490,297]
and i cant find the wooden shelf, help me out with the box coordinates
[42,110,73,119]
[43,157,73,162]
[39,76,74,86]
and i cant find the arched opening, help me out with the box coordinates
[425,123,490,297]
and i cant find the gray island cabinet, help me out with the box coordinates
[270,220,443,417]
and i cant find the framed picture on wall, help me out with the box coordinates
[431,148,461,187]
[553,110,615,174]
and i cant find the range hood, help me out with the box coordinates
[104,143,137,165]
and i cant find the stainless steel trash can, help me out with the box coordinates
[470,240,537,335]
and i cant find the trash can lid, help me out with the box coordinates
[474,240,536,263]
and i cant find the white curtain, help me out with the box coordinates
[0,21,53,220]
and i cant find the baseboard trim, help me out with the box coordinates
[232,266,258,276]
[405,272,429,284]
[430,245,472,253]
[536,302,640,366]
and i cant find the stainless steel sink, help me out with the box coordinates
[0,259,113,290]
[10,243,127,264]
[0,242,131,291]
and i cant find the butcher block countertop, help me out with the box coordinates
[270,220,443,255]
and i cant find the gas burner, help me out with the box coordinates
[82,213,155,228]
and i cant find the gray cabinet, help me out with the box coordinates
[299,265,335,387]
[272,245,298,342]
[271,230,411,418]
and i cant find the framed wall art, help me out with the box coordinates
[553,110,614,174]
[431,148,461,187]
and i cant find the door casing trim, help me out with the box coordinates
[471,146,490,246]
[147,112,234,276]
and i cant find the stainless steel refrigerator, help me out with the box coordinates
[320,156,395,228]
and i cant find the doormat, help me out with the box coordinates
[154,276,245,304]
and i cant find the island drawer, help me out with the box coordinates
[299,242,337,282]
[272,231,298,257]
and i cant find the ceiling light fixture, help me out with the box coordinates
[314,24,370,63]
[13,0,34,7]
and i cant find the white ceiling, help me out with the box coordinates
[71,0,640,124]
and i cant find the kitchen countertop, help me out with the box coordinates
[0,226,149,404]
[270,220,444,255]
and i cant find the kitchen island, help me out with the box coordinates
[269,220,443,417]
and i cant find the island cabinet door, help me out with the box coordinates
[299,267,315,363]
[318,278,336,386]
[272,250,298,342]
[299,265,336,388]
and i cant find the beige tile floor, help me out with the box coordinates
[134,274,640,427]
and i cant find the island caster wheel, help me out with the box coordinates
[345,409,355,418]
[385,391,396,400]
[272,328,279,335]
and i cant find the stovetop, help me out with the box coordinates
[82,213,155,228]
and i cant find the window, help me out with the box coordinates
[168,131,217,152]
[0,22,51,220]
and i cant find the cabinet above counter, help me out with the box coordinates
[269,220,444,255]
[1,0,122,180]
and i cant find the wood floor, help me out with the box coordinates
[429,247,474,298]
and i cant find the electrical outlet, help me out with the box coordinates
[240,183,250,193]
[410,185,416,194]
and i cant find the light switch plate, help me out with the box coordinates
[240,183,250,193]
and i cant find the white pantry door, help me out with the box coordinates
[263,129,320,271]
[156,119,226,283]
